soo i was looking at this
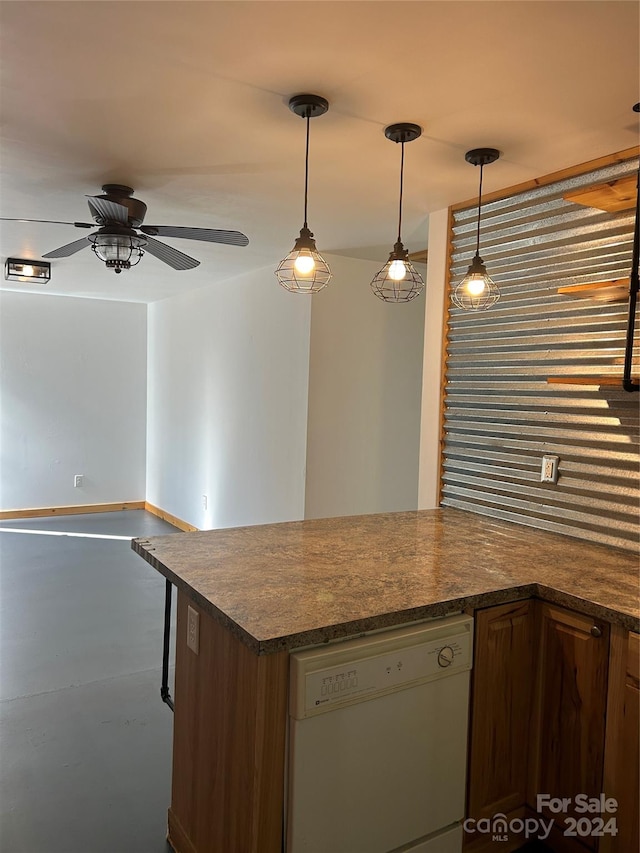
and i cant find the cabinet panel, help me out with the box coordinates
[617,632,639,853]
[529,604,610,851]
[170,592,289,853]
[467,601,535,824]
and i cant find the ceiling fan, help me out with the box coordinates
[1,184,249,274]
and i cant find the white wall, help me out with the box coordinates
[146,266,311,530]
[304,254,425,520]
[0,291,147,510]
[418,208,449,509]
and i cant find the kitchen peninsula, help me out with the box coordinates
[133,508,639,853]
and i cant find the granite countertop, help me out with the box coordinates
[132,508,639,654]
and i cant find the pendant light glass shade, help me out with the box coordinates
[276,94,332,294]
[371,123,424,303]
[452,148,501,311]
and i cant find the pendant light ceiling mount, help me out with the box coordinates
[288,93,329,119]
[384,123,422,145]
[370,122,425,303]
[276,93,332,294]
[465,147,500,168]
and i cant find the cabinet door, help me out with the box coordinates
[467,600,536,821]
[618,633,639,853]
[529,603,609,851]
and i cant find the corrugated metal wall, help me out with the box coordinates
[442,157,639,551]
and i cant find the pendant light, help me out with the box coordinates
[275,94,332,294]
[452,148,501,310]
[371,123,424,303]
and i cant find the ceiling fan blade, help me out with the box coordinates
[140,225,249,247]
[1,217,94,228]
[86,196,129,224]
[42,236,90,258]
[143,236,200,270]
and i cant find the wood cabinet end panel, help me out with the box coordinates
[167,808,197,853]
[170,592,288,853]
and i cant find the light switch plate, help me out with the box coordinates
[187,605,199,654]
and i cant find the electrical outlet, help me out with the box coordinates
[202,495,208,511]
[187,605,199,654]
[540,455,559,484]
[74,474,83,488]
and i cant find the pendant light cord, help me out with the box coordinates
[397,141,405,243]
[303,113,310,229]
[475,163,484,257]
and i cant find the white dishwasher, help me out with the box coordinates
[286,614,473,853]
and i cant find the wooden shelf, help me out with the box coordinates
[563,174,637,213]
[547,375,638,387]
[557,279,629,303]
[407,249,428,264]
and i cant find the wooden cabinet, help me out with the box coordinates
[466,600,624,853]
[617,633,639,853]
[528,605,610,852]
[466,600,535,851]
[601,630,640,853]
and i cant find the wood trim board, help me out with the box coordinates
[437,205,455,506]
[144,502,199,532]
[0,500,199,533]
[0,501,145,520]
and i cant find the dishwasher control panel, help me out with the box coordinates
[290,614,473,719]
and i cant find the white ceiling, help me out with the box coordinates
[1,0,638,303]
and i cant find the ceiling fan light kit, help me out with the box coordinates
[275,94,332,294]
[370,123,425,303]
[4,257,51,284]
[452,147,501,311]
[89,226,147,274]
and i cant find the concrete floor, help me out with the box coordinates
[0,510,179,853]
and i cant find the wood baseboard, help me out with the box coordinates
[0,501,145,520]
[0,500,199,532]
[144,502,198,532]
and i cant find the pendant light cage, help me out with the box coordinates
[451,147,501,311]
[275,228,332,293]
[371,242,424,303]
[276,94,332,294]
[452,254,500,310]
[371,123,424,303]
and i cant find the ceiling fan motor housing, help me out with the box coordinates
[94,184,147,227]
